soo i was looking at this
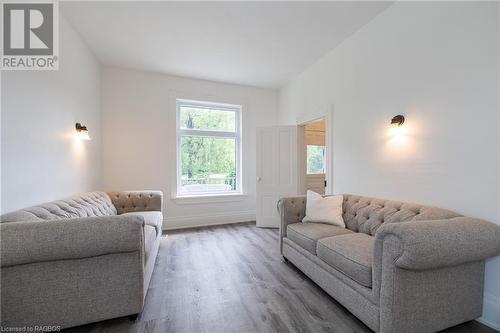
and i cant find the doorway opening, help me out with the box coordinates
[298,118,327,195]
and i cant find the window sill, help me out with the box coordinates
[172,193,247,205]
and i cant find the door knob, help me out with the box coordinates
[257,177,262,182]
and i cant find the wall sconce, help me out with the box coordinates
[390,115,405,127]
[75,123,91,141]
[388,115,406,138]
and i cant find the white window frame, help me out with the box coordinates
[176,98,242,198]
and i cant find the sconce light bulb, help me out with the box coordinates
[75,123,91,141]
[76,131,91,141]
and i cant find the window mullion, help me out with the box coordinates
[179,129,237,138]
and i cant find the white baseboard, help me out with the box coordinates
[477,292,500,331]
[254,222,279,229]
[163,210,255,230]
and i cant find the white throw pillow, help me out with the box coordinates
[302,191,345,227]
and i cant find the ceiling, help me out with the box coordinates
[62,1,392,89]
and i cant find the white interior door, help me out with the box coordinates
[256,126,298,228]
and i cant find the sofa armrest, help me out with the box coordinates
[279,196,306,253]
[1,215,144,267]
[108,190,163,214]
[375,217,500,270]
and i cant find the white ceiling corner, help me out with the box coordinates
[62,1,392,89]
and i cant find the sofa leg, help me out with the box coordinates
[283,256,289,263]
[128,314,139,321]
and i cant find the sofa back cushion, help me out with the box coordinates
[0,192,117,223]
[342,195,462,235]
[107,191,163,214]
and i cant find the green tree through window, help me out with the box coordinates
[177,101,240,195]
[307,145,325,174]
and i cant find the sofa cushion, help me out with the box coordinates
[0,192,117,223]
[342,195,462,236]
[317,233,374,288]
[121,211,163,235]
[302,191,345,227]
[287,222,353,255]
[107,191,163,214]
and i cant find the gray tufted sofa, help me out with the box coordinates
[0,190,163,330]
[279,194,500,333]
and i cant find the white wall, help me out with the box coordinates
[278,2,500,329]
[101,67,278,229]
[1,17,102,213]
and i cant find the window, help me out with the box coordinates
[176,99,241,196]
[307,145,326,174]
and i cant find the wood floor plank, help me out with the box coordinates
[63,222,498,333]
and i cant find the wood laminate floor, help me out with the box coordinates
[64,222,498,333]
